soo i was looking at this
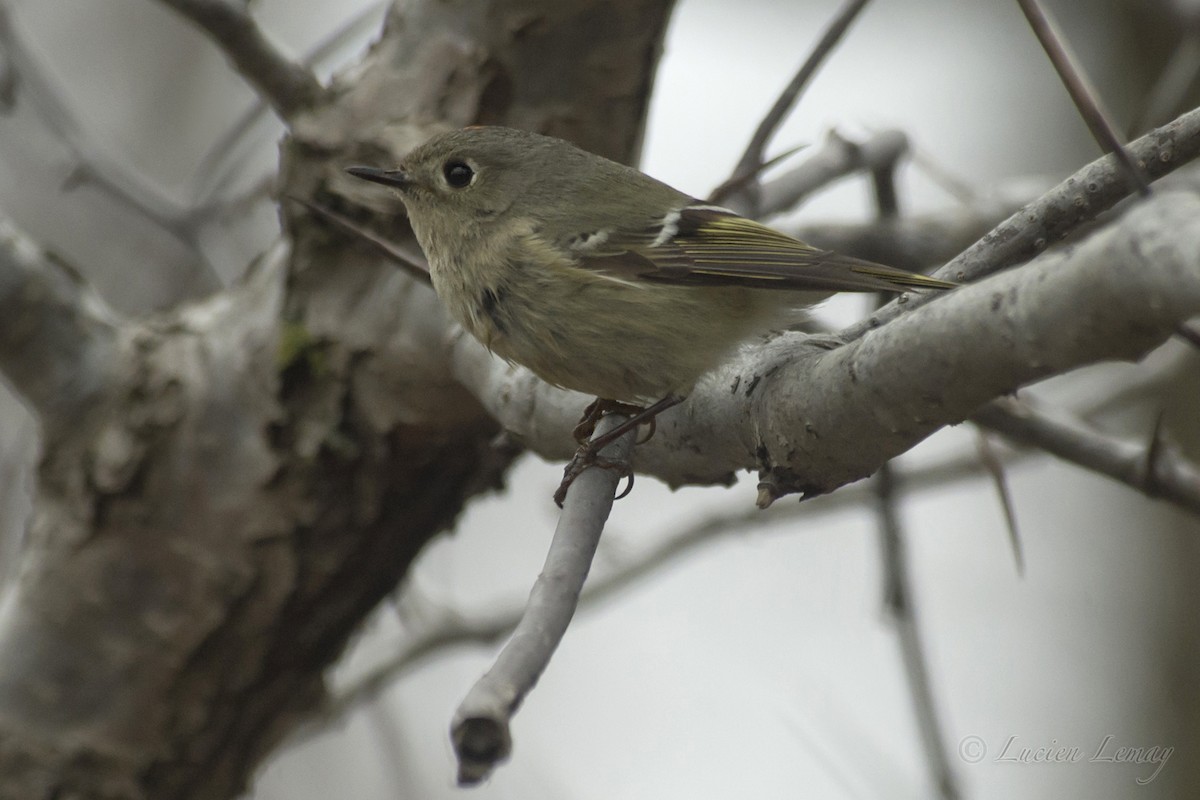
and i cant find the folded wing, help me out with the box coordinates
[572,205,955,293]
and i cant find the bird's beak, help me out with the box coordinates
[346,165,412,190]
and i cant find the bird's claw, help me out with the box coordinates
[554,446,634,507]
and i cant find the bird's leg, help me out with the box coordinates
[572,398,646,444]
[555,395,684,507]
[585,394,683,451]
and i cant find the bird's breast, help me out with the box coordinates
[427,230,778,402]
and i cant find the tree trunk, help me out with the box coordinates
[0,1,674,797]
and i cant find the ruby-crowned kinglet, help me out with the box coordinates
[348,126,952,415]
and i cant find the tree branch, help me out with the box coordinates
[874,465,961,800]
[451,190,1200,502]
[157,0,324,120]
[856,105,1200,337]
[1016,0,1150,195]
[451,416,636,785]
[0,216,117,438]
[752,129,910,219]
[307,445,1027,746]
[974,430,1024,572]
[973,397,1200,514]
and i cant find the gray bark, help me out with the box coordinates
[0,1,674,797]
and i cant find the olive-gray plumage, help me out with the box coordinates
[348,126,951,403]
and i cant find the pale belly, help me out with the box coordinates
[435,259,793,402]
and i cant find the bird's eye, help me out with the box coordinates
[443,161,474,188]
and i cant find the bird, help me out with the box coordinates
[347,126,953,502]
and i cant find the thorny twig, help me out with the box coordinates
[1016,0,1150,195]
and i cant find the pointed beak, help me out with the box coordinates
[346,165,412,190]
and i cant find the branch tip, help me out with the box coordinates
[452,715,512,786]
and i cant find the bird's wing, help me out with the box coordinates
[569,205,955,293]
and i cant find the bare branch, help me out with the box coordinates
[907,143,984,205]
[0,216,117,437]
[289,197,432,285]
[725,0,872,216]
[451,415,636,785]
[973,398,1200,514]
[309,445,1027,745]
[1016,0,1150,195]
[707,144,805,208]
[754,129,910,219]
[974,431,1024,574]
[874,465,961,800]
[157,0,324,120]
[869,142,901,219]
[453,190,1200,502]
[855,106,1200,338]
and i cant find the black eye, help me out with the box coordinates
[443,161,474,188]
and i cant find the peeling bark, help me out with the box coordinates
[0,0,675,797]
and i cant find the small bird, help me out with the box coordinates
[348,127,953,500]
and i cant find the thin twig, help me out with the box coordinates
[707,144,805,207]
[974,431,1024,574]
[288,197,432,285]
[0,6,184,217]
[973,397,1200,514]
[725,0,872,216]
[1015,0,1151,196]
[850,105,1200,340]
[907,143,982,205]
[450,415,636,785]
[158,0,324,120]
[874,465,961,800]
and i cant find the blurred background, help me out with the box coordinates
[0,0,1197,798]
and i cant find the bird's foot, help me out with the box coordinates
[555,394,685,506]
[554,445,634,508]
